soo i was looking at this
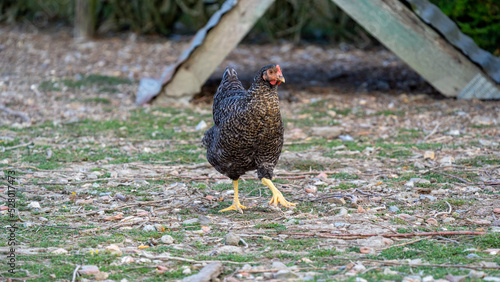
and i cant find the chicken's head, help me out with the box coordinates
[262,65,285,86]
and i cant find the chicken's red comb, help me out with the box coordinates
[276,65,282,74]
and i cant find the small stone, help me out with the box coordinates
[311,126,342,139]
[493,208,500,214]
[121,256,135,264]
[28,201,41,209]
[142,225,156,232]
[446,129,460,136]
[51,248,68,254]
[160,235,174,244]
[195,120,207,131]
[182,267,192,275]
[414,161,425,169]
[439,156,455,166]
[403,275,422,282]
[471,115,493,125]
[426,218,438,226]
[105,244,123,256]
[388,206,399,212]
[424,151,435,160]
[445,275,466,282]
[330,197,346,205]
[355,278,368,282]
[466,253,480,259]
[225,232,240,246]
[271,261,288,270]
[212,245,243,255]
[484,277,500,282]
[442,217,455,224]
[351,263,366,273]
[197,215,211,225]
[154,224,165,232]
[274,269,298,279]
[420,195,437,202]
[338,208,348,216]
[262,236,272,241]
[468,270,485,279]
[39,217,49,222]
[334,222,350,228]
[304,185,317,193]
[405,178,430,187]
[94,271,109,280]
[339,134,354,142]
[115,193,127,201]
[422,275,434,282]
[383,268,398,275]
[79,265,99,275]
[49,274,56,279]
[183,218,199,225]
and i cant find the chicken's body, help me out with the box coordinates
[203,65,295,212]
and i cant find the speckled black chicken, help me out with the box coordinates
[202,64,295,213]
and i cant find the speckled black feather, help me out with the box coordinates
[202,65,284,180]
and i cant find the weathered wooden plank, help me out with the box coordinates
[155,0,275,105]
[331,0,500,98]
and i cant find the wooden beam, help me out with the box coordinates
[74,0,97,39]
[156,0,275,104]
[331,0,500,98]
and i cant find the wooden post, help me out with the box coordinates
[74,0,97,39]
[331,0,500,98]
[156,0,275,104]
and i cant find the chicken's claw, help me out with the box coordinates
[262,178,296,208]
[219,202,248,213]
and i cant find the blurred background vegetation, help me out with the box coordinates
[1,0,498,54]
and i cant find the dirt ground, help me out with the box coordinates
[1,26,499,281]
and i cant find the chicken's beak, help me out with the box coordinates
[277,75,285,84]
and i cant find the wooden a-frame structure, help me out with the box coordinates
[136,0,500,105]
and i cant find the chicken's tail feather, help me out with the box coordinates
[218,66,245,93]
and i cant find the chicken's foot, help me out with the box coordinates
[219,180,248,213]
[262,178,296,208]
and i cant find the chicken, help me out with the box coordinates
[202,64,296,213]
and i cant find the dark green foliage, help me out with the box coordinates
[429,0,500,54]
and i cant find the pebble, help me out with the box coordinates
[439,156,455,166]
[28,201,41,209]
[403,276,422,282]
[225,232,240,246]
[446,129,460,136]
[388,206,399,212]
[422,275,434,282]
[78,265,99,275]
[182,266,191,275]
[442,217,455,224]
[310,126,342,139]
[142,225,156,232]
[274,269,298,280]
[355,278,368,282]
[160,235,174,244]
[121,256,135,264]
[195,120,207,131]
[105,244,123,256]
[405,178,430,187]
[466,253,480,259]
[197,215,211,225]
[51,248,68,254]
[39,217,49,222]
[183,218,199,225]
[115,193,127,201]
[211,245,243,255]
[424,151,435,160]
[339,134,354,141]
[334,222,350,228]
[338,208,348,216]
[484,277,500,282]
[99,192,111,196]
[419,195,437,202]
[271,261,288,270]
[468,270,485,279]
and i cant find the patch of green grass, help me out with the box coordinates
[457,155,500,166]
[330,172,359,180]
[332,182,357,190]
[82,97,112,104]
[255,223,287,232]
[310,248,340,257]
[288,160,326,171]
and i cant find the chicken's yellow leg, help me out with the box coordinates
[219,180,248,213]
[262,178,296,208]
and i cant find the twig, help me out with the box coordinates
[71,265,81,282]
[4,142,33,151]
[435,200,452,217]
[66,198,175,218]
[257,231,486,239]
[428,170,472,184]
[139,253,251,265]
[422,122,441,142]
[380,236,430,250]
[0,105,30,123]
[354,189,384,197]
